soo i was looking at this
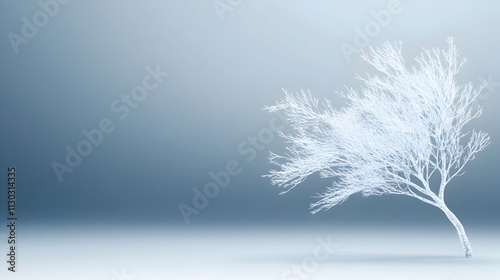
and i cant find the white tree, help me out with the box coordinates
[265,38,490,258]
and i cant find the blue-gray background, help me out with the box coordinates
[1,0,499,229]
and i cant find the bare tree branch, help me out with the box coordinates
[264,38,490,258]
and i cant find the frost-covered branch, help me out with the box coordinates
[265,38,489,214]
[266,38,490,257]
[265,38,490,257]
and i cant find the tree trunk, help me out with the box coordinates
[439,203,472,258]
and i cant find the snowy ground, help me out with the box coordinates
[2,224,499,280]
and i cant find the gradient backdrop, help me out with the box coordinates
[0,1,499,279]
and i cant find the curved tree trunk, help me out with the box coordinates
[439,203,472,258]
